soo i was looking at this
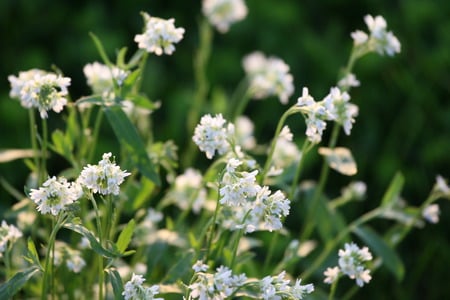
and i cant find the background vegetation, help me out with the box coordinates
[0,0,449,299]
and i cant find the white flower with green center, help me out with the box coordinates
[0,221,23,257]
[135,12,185,55]
[202,0,248,33]
[122,273,162,300]
[422,204,440,224]
[8,70,71,118]
[83,62,129,95]
[193,114,233,159]
[260,271,313,299]
[243,51,294,104]
[78,152,130,195]
[29,176,81,216]
[297,88,328,143]
[323,87,358,135]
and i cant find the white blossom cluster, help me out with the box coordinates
[122,273,163,300]
[324,242,373,287]
[78,152,131,195]
[168,168,207,214]
[268,125,301,176]
[8,69,71,118]
[192,114,234,159]
[0,221,23,258]
[337,73,360,91]
[351,14,401,56]
[202,0,248,33]
[234,116,257,150]
[53,242,86,273]
[189,264,247,299]
[134,12,185,55]
[422,204,440,224]
[219,158,290,233]
[243,51,294,104]
[341,181,367,201]
[83,61,129,96]
[259,271,314,300]
[297,86,358,143]
[29,176,83,216]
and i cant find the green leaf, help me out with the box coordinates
[116,47,128,68]
[162,249,195,283]
[25,238,42,270]
[381,172,404,207]
[51,129,73,160]
[129,94,160,111]
[106,268,124,300]
[64,223,118,258]
[116,219,136,254]
[318,147,357,176]
[352,225,405,281]
[89,32,113,66]
[75,95,105,107]
[132,177,155,210]
[0,267,40,298]
[103,105,160,185]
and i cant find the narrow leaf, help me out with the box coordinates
[116,219,136,254]
[26,238,42,269]
[89,32,113,66]
[162,249,195,283]
[381,172,404,207]
[318,147,357,176]
[106,268,124,300]
[352,225,405,281]
[0,267,40,298]
[103,105,160,185]
[0,149,36,163]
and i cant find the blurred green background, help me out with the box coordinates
[0,0,449,299]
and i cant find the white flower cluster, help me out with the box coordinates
[54,242,86,273]
[122,273,162,300]
[297,86,358,143]
[341,181,367,201]
[29,176,82,216]
[193,114,234,159]
[189,264,247,299]
[269,125,301,176]
[337,73,360,91]
[78,152,131,195]
[0,221,23,258]
[202,0,248,33]
[422,204,440,224]
[234,116,257,150]
[135,12,185,55]
[8,69,71,118]
[83,61,129,96]
[324,242,373,287]
[351,14,401,56]
[259,271,314,300]
[169,168,207,214]
[219,158,290,233]
[243,51,294,104]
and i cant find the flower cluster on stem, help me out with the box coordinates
[202,0,248,33]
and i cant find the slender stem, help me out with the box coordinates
[300,123,341,241]
[289,139,312,200]
[328,276,340,300]
[227,77,249,121]
[229,227,245,269]
[88,194,104,300]
[260,106,299,184]
[231,85,251,122]
[87,108,104,163]
[205,187,221,262]
[263,231,279,274]
[301,207,383,281]
[29,110,40,184]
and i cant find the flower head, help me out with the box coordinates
[78,152,131,195]
[122,273,163,300]
[8,70,71,118]
[243,51,294,104]
[0,221,23,257]
[323,266,340,284]
[260,271,313,299]
[422,204,440,224]
[193,114,233,159]
[83,62,129,95]
[135,12,185,55]
[29,176,82,216]
[296,88,328,143]
[202,0,248,33]
[168,168,207,214]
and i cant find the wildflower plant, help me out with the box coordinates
[0,4,448,300]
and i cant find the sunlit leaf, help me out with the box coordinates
[0,267,40,299]
[0,149,36,163]
[116,219,135,254]
[380,172,404,208]
[318,147,357,176]
[106,268,124,300]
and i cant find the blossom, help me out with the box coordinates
[0,221,23,257]
[192,114,233,159]
[434,175,450,197]
[332,242,373,287]
[83,62,129,95]
[351,14,401,56]
[323,87,358,135]
[243,51,294,104]
[253,186,290,232]
[8,70,71,118]
[122,273,163,300]
[338,73,361,90]
[323,266,340,284]
[134,12,185,55]
[78,152,131,195]
[29,176,82,216]
[235,116,256,150]
[296,88,328,143]
[202,0,248,33]
[422,204,440,224]
[168,168,207,214]
[341,181,367,201]
[269,126,301,176]
[259,271,313,299]
[192,260,209,273]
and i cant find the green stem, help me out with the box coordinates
[229,210,252,269]
[227,77,250,121]
[328,276,340,300]
[260,105,299,184]
[300,123,341,241]
[289,139,312,200]
[87,108,104,163]
[262,231,279,274]
[29,110,40,185]
[40,117,49,185]
[205,188,221,262]
[231,84,251,122]
[301,206,383,281]
[41,214,65,300]
[88,194,104,300]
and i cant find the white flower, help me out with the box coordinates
[78,152,130,195]
[9,70,71,118]
[323,87,358,135]
[0,221,23,257]
[354,266,372,287]
[193,114,232,159]
[435,175,450,196]
[338,73,361,90]
[351,30,369,45]
[422,204,440,224]
[135,12,185,55]
[235,116,256,150]
[83,62,129,95]
[123,273,163,300]
[169,169,207,214]
[269,126,300,175]
[341,181,367,201]
[66,250,86,273]
[291,279,314,299]
[254,187,290,232]
[296,87,329,143]
[323,266,340,284]
[243,51,294,104]
[259,271,313,299]
[29,176,81,216]
[202,0,248,33]
[192,260,209,273]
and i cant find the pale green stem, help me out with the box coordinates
[28,110,40,184]
[40,117,49,184]
[41,214,65,300]
[133,51,148,94]
[87,108,104,164]
[328,276,340,300]
[88,194,104,300]
[260,106,299,184]
[227,77,249,121]
[231,84,251,122]
[103,195,114,241]
[289,139,313,200]
[229,210,252,269]
[300,122,341,241]
[301,206,383,281]
[205,186,222,262]
[262,231,279,274]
